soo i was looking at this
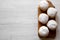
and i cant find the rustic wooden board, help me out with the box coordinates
[0,0,59,40]
[38,0,56,38]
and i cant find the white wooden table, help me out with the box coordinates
[0,0,60,40]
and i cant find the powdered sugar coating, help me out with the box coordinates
[39,13,49,24]
[47,20,57,30]
[39,26,49,37]
[40,0,49,11]
[47,7,57,18]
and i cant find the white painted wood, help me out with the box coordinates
[0,0,59,40]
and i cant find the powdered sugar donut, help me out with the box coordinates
[40,0,49,11]
[39,26,49,37]
[47,7,57,18]
[47,20,57,30]
[39,13,49,24]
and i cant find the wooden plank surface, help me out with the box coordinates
[0,0,59,40]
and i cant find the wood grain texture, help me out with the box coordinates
[38,0,56,39]
[0,0,59,40]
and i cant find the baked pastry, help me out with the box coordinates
[47,20,57,30]
[39,0,49,11]
[39,13,49,24]
[38,0,56,38]
[47,7,57,18]
[39,26,49,37]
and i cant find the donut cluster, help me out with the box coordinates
[38,0,57,37]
